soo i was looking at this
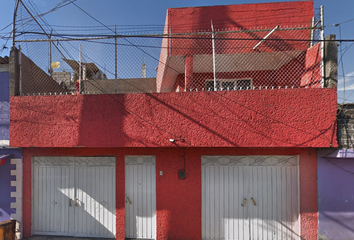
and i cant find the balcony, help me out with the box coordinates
[9,27,338,148]
[10,27,337,96]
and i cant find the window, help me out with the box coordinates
[206,79,252,91]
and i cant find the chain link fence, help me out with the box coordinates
[157,26,323,93]
[13,1,325,96]
[13,26,324,96]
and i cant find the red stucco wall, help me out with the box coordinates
[299,148,318,240]
[22,147,318,240]
[10,89,337,148]
[301,43,322,87]
[156,1,315,91]
[168,1,313,33]
[167,1,313,56]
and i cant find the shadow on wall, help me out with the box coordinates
[20,52,67,95]
[73,89,335,147]
[10,48,67,96]
[194,5,299,52]
[318,150,354,240]
[10,88,336,148]
[77,94,128,147]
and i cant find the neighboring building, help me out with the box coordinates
[318,104,354,240]
[9,1,337,240]
[0,56,22,239]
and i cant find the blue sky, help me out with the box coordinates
[1,0,353,101]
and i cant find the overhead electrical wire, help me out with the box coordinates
[22,1,320,145]
[15,0,189,143]
[12,0,352,146]
[15,31,354,43]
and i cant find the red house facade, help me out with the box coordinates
[10,1,337,240]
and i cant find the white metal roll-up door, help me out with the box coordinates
[202,156,300,240]
[32,156,116,238]
[125,156,156,239]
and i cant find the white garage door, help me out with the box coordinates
[32,156,116,238]
[125,156,156,239]
[202,155,300,240]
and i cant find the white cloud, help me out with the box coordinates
[337,71,354,91]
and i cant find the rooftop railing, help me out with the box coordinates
[11,25,331,96]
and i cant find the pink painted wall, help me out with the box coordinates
[22,147,318,240]
[10,89,337,148]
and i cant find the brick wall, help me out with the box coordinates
[52,71,71,86]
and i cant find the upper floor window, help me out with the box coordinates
[206,79,252,91]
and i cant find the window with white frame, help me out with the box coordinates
[206,79,252,91]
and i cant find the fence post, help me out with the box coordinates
[320,5,325,88]
[211,20,217,91]
[9,47,20,96]
[115,25,117,94]
[324,35,338,89]
[184,54,193,91]
[19,45,22,95]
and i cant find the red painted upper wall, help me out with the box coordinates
[167,1,314,32]
[156,1,317,92]
[10,88,337,148]
[167,1,314,55]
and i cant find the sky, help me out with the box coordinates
[1,0,353,102]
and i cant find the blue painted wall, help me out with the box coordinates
[0,149,21,223]
[0,71,10,140]
[318,149,354,240]
[0,67,18,223]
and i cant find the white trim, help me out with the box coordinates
[10,158,23,240]
[0,140,10,147]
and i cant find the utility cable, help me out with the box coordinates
[14,1,338,145]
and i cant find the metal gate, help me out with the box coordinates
[32,156,116,238]
[125,156,156,239]
[202,156,300,240]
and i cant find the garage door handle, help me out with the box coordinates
[127,197,132,205]
[251,197,257,206]
[241,198,247,207]
[75,198,78,207]
[69,198,72,207]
